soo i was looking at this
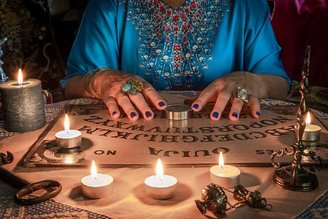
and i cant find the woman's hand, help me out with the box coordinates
[94,71,167,121]
[66,70,167,121]
[191,71,264,121]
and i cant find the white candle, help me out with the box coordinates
[302,112,321,142]
[55,114,82,148]
[81,160,113,199]
[210,152,241,188]
[144,159,177,199]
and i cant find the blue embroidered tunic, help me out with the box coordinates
[62,0,290,90]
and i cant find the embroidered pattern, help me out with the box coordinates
[126,0,232,90]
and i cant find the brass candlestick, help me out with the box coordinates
[271,46,318,191]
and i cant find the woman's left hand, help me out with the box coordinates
[191,71,264,121]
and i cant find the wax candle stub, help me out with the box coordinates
[144,159,177,199]
[210,165,241,188]
[144,175,177,199]
[55,114,82,148]
[302,124,321,142]
[55,130,82,148]
[302,112,321,142]
[81,174,113,199]
[0,69,45,132]
[81,160,113,199]
[210,152,241,188]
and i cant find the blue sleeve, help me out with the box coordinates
[60,0,119,88]
[243,0,291,85]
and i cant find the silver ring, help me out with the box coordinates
[235,86,248,103]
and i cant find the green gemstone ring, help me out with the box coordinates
[121,79,144,95]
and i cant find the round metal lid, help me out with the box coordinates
[165,104,191,120]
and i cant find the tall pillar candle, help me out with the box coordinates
[0,69,45,132]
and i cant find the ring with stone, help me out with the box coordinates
[121,79,144,95]
[235,86,248,103]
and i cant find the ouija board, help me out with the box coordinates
[21,93,328,168]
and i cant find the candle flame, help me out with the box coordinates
[91,160,98,179]
[17,68,23,85]
[156,158,164,181]
[218,152,224,169]
[305,111,311,125]
[64,114,70,132]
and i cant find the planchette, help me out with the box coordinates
[161,0,187,9]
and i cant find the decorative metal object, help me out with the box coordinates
[0,151,13,166]
[165,104,191,120]
[0,38,8,83]
[271,46,319,191]
[195,183,271,217]
[0,150,62,205]
[195,183,231,217]
[233,184,272,210]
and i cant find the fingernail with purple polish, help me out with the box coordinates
[130,112,137,118]
[112,111,117,116]
[232,112,238,118]
[145,111,152,118]
[158,101,165,107]
[256,111,261,116]
[212,112,219,119]
[192,103,199,110]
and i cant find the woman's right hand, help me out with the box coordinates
[83,70,167,121]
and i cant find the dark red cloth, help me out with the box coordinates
[271,0,328,87]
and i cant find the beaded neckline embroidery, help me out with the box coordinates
[126,0,232,89]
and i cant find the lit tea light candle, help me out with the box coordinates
[302,112,321,142]
[55,114,82,148]
[210,152,241,188]
[81,160,113,199]
[0,68,45,132]
[144,159,177,199]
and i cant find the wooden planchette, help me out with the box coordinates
[161,0,187,9]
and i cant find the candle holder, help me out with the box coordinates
[271,46,318,191]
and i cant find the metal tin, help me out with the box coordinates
[165,104,191,120]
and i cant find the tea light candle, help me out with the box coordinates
[81,160,113,199]
[55,114,82,148]
[0,68,45,132]
[210,152,241,188]
[144,159,177,200]
[302,112,321,142]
